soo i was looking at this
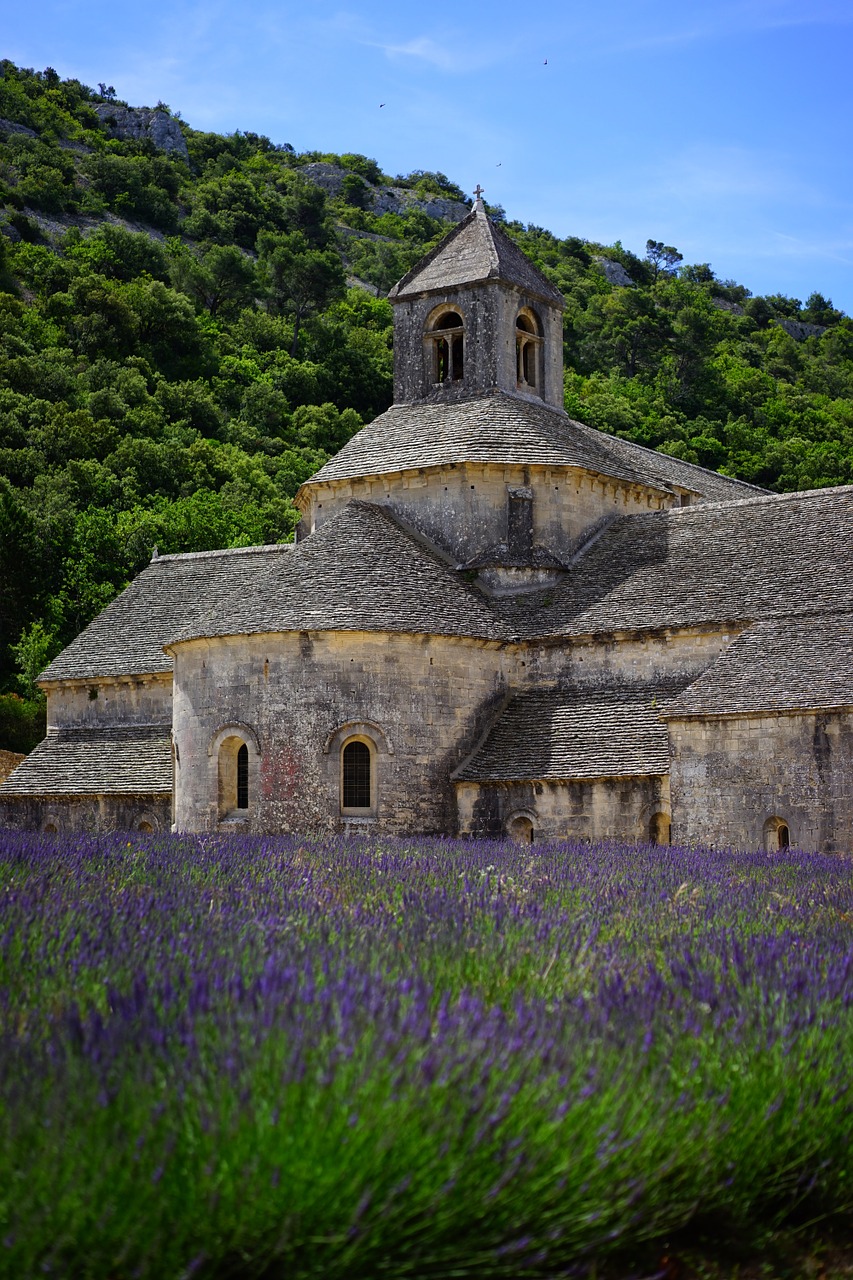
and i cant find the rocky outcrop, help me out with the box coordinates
[0,117,37,138]
[93,104,189,162]
[712,297,745,315]
[775,317,827,342]
[303,162,469,223]
[594,257,635,287]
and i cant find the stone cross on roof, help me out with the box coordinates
[473,183,485,201]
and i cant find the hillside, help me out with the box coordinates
[2,59,853,748]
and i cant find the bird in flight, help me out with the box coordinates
[544,58,548,65]
[496,162,502,167]
[379,102,386,108]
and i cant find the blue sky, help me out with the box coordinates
[7,0,853,310]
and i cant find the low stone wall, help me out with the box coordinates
[668,709,853,853]
[0,794,171,835]
[456,775,671,843]
[0,750,25,783]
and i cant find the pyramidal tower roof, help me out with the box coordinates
[388,199,565,307]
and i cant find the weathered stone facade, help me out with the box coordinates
[3,201,853,852]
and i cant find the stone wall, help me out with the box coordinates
[0,794,171,834]
[306,463,673,567]
[46,675,173,729]
[668,709,853,852]
[525,627,739,687]
[391,281,564,410]
[456,775,671,842]
[171,630,512,835]
[0,750,25,783]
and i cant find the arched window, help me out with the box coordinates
[425,309,464,385]
[507,813,535,844]
[649,812,671,846]
[515,308,543,394]
[218,735,251,818]
[763,817,791,852]
[137,820,153,833]
[342,739,373,812]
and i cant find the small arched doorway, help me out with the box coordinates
[649,812,671,846]
[763,817,791,852]
[507,813,535,844]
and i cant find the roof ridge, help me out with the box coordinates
[662,480,853,517]
[54,722,172,733]
[154,542,292,563]
[387,207,479,298]
[581,424,766,494]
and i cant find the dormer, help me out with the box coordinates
[388,200,565,408]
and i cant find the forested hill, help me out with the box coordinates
[2,59,853,749]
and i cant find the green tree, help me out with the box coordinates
[11,619,60,697]
[645,239,683,284]
[257,231,345,356]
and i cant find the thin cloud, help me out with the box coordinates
[368,32,504,73]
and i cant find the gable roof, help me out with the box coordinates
[498,484,853,640]
[388,204,565,306]
[0,725,172,797]
[454,679,689,782]
[301,391,762,503]
[167,501,504,646]
[665,614,853,718]
[40,544,292,682]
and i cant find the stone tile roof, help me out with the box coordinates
[454,679,689,781]
[169,502,504,645]
[40,544,292,682]
[665,615,853,718]
[0,725,172,796]
[303,392,762,503]
[575,425,764,504]
[498,485,853,640]
[388,205,566,306]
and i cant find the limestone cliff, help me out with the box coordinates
[93,104,189,162]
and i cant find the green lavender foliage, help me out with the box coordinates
[2,831,853,1278]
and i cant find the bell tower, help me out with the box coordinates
[387,195,565,409]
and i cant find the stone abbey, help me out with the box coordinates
[3,200,853,851]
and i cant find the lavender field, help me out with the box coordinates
[2,831,853,1279]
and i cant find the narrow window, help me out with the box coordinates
[777,823,790,850]
[343,740,371,809]
[237,743,249,809]
[426,310,464,385]
[217,733,255,818]
[451,333,464,381]
[515,309,542,395]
